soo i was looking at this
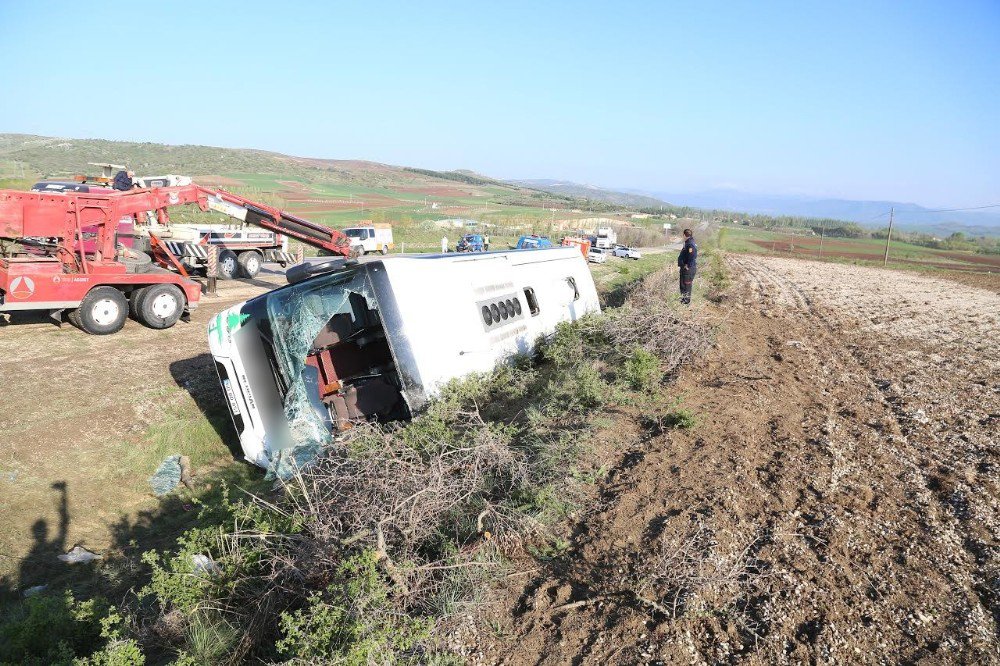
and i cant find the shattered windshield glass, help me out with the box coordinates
[264,268,377,463]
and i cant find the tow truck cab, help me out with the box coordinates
[209,247,600,468]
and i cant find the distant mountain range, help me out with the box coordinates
[641,188,1000,235]
[517,179,1000,236]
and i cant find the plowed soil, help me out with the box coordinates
[467,256,999,664]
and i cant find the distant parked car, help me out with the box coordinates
[457,233,488,252]
[587,248,607,264]
[613,245,642,260]
[515,234,553,250]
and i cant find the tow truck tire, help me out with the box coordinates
[380,244,389,255]
[71,286,128,335]
[237,250,263,279]
[120,250,153,274]
[134,283,184,329]
[128,285,150,321]
[217,250,238,280]
[350,246,363,259]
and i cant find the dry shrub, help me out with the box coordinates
[279,413,533,602]
[587,269,713,376]
[650,514,776,645]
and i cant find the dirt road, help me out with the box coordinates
[477,255,999,664]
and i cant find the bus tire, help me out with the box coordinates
[237,250,263,279]
[135,283,184,329]
[217,250,238,280]
[72,286,128,335]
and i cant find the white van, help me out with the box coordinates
[342,224,394,255]
[208,247,600,468]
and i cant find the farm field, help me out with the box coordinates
[467,254,1000,663]
[721,225,1000,274]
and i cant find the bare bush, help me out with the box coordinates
[588,270,713,376]
[217,411,538,632]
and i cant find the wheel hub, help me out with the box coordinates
[150,292,178,318]
[92,298,120,326]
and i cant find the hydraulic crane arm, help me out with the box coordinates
[112,184,355,257]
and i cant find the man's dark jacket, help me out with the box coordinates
[678,236,698,270]
[112,170,133,191]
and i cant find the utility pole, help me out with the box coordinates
[819,220,825,258]
[882,207,894,267]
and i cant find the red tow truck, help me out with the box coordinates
[0,183,354,334]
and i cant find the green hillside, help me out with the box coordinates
[0,134,679,252]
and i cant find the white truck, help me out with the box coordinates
[342,224,394,255]
[208,247,600,470]
[595,226,618,250]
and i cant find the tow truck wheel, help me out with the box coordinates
[217,250,238,280]
[71,286,128,335]
[128,285,150,321]
[380,244,389,255]
[237,250,263,278]
[135,283,184,329]
[350,246,363,259]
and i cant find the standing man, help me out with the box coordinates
[677,228,697,304]
[441,235,449,253]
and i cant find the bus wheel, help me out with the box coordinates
[70,286,128,335]
[217,250,238,279]
[135,283,184,329]
[238,250,263,279]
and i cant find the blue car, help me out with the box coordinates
[515,234,553,250]
[457,234,489,252]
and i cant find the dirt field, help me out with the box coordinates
[467,255,999,664]
[0,271,286,589]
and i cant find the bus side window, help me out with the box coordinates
[523,287,540,316]
[566,277,579,301]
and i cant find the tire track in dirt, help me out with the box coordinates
[748,256,1000,649]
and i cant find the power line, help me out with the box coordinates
[862,202,1000,225]
[901,203,1000,214]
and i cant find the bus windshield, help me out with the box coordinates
[264,267,405,455]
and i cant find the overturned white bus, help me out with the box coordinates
[208,247,601,469]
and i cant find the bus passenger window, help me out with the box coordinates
[523,287,540,316]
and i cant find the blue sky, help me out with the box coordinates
[1,1,997,207]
